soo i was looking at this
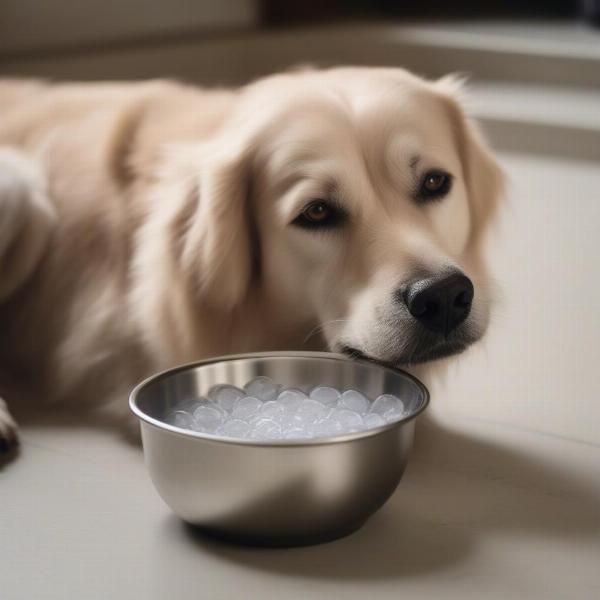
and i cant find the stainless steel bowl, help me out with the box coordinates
[130,351,429,546]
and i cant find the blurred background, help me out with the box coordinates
[1,1,598,441]
[1,0,599,160]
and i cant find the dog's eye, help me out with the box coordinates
[417,170,452,202]
[292,200,347,229]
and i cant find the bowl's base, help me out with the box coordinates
[188,518,368,548]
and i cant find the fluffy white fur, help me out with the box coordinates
[0,68,504,453]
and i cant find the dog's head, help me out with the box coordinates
[179,67,504,367]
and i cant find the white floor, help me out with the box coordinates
[2,150,599,599]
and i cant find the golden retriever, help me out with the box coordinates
[0,67,504,453]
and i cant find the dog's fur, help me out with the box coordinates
[0,68,504,451]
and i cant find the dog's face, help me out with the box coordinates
[188,68,504,367]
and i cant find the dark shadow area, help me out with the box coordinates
[170,508,473,579]
[262,0,580,25]
[0,442,20,469]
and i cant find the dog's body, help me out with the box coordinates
[0,68,503,451]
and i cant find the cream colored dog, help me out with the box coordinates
[0,67,503,452]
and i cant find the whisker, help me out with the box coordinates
[303,319,349,344]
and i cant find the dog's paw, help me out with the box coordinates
[0,398,19,454]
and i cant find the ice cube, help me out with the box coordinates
[309,386,340,407]
[371,394,405,422]
[250,418,282,440]
[174,397,206,413]
[362,412,386,429]
[312,419,344,437]
[276,388,307,411]
[216,419,251,438]
[296,399,330,424]
[330,408,363,431]
[207,384,245,412]
[183,396,220,414]
[259,401,284,420]
[192,406,223,433]
[231,396,263,420]
[167,410,194,430]
[243,376,280,402]
[339,389,369,414]
[283,428,312,440]
[280,413,305,432]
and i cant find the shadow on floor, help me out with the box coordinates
[0,443,20,469]
[167,418,600,580]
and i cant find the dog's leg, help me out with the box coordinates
[0,396,18,454]
[0,147,56,301]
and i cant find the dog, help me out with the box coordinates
[0,67,504,453]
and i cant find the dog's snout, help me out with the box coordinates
[403,273,474,336]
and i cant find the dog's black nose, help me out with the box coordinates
[404,273,474,336]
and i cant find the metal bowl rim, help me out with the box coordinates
[129,351,429,447]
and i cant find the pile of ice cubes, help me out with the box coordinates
[164,376,408,441]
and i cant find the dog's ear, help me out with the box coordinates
[177,139,256,311]
[433,75,506,247]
